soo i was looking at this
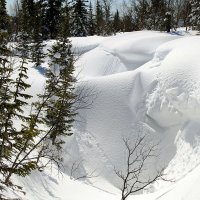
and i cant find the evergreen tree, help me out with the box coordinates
[45,0,64,39]
[120,1,136,32]
[149,0,167,31]
[180,0,191,31]
[0,22,77,186]
[190,0,200,30]
[165,11,172,32]
[0,31,13,184]
[0,2,13,183]
[88,1,95,35]
[0,30,34,184]
[102,0,112,35]
[0,0,77,187]
[135,0,151,30]
[113,9,121,33]
[121,11,135,32]
[60,0,71,37]
[21,0,35,36]
[37,0,48,40]
[0,36,77,185]
[31,0,46,67]
[0,0,8,31]
[71,0,89,36]
[23,29,77,175]
[181,0,191,30]
[39,7,76,147]
[95,0,104,35]
[45,32,76,148]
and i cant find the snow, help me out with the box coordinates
[7,30,200,200]
[75,31,179,78]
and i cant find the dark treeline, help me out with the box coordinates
[1,0,200,42]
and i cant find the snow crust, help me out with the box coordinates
[10,31,200,200]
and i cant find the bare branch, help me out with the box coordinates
[115,134,168,200]
[70,160,98,181]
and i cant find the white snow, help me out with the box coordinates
[7,30,200,200]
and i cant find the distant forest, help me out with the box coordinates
[1,0,200,41]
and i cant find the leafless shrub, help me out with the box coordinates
[70,160,98,181]
[115,134,167,200]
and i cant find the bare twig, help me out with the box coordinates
[115,134,167,200]
[70,160,98,181]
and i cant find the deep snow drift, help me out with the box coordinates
[6,31,200,200]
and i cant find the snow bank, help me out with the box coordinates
[12,31,200,200]
[70,36,107,55]
[75,31,179,78]
[72,32,200,199]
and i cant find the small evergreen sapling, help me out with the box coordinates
[0,31,35,184]
[45,37,77,149]
[0,30,13,183]
[0,27,77,186]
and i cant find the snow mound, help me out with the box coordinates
[71,35,107,55]
[12,31,200,200]
[72,33,200,199]
[75,31,179,78]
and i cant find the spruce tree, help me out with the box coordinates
[190,0,200,30]
[95,0,104,35]
[37,0,48,40]
[165,12,172,32]
[45,36,76,149]
[31,0,46,67]
[0,31,13,184]
[135,0,151,30]
[60,0,71,37]
[19,16,78,173]
[149,0,168,31]
[181,0,191,31]
[0,0,77,186]
[0,0,8,31]
[71,0,89,36]
[113,10,121,33]
[0,22,77,185]
[88,1,95,35]
[45,0,64,39]
[122,13,134,32]
[102,0,112,35]
[0,1,13,184]
[21,0,35,36]
[0,29,34,184]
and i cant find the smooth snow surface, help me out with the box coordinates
[10,31,200,200]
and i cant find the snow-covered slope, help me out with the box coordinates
[9,31,200,200]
